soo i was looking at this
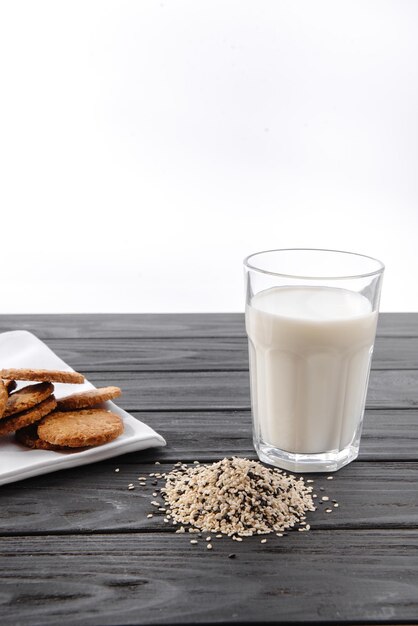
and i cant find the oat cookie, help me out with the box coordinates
[0,368,84,385]
[2,382,54,418]
[38,408,124,448]
[0,395,57,436]
[2,379,17,394]
[0,380,7,419]
[56,386,121,411]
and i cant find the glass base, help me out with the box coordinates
[255,439,359,473]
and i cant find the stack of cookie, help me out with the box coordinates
[0,368,124,451]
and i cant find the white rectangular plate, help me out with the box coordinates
[0,330,166,486]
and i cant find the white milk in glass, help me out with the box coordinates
[246,286,377,455]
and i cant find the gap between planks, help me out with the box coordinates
[0,524,414,539]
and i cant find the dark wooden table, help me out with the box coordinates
[1,313,418,625]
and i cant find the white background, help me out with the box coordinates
[1,0,417,313]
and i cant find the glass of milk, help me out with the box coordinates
[244,249,384,473]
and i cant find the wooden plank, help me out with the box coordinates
[377,312,418,336]
[82,370,418,411]
[0,313,246,339]
[366,370,418,408]
[0,530,417,624]
[124,409,418,462]
[0,461,417,534]
[0,312,417,339]
[359,410,418,459]
[43,337,249,372]
[31,336,418,371]
[87,370,252,410]
[371,337,418,369]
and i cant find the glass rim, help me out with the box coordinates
[243,248,385,280]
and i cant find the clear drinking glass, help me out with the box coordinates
[244,249,384,473]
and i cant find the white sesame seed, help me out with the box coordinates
[128,484,135,490]
[147,514,153,519]
[325,508,333,513]
[155,461,160,465]
[276,533,283,537]
[152,492,158,497]
[334,503,339,508]
[322,496,329,501]
[207,543,213,550]
[190,539,198,544]
[164,518,169,523]
[159,457,316,540]
[261,539,267,544]
[151,501,159,507]
[327,476,334,480]
[216,534,222,538]
[306,479,314,483]
[206,536,211,541]
[114,468,120,473]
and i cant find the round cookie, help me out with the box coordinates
[0,368,84,384]
[0,395,57,436]
[2,382,54,418]
[38,409,124,448]
[0,380,7,419]
[56,386,121,411]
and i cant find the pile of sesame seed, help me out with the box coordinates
[160,457,316,537]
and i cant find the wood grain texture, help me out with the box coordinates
[124,409,418,461]
[0,312,417,338]
[0,531,418,625]
[0,313,245,338]
[44,337,249,372]
[0,461,417,534]
[372,337,418,369]
[31,336,418,371]
[81,369,418,410]
[0,313,417,625]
